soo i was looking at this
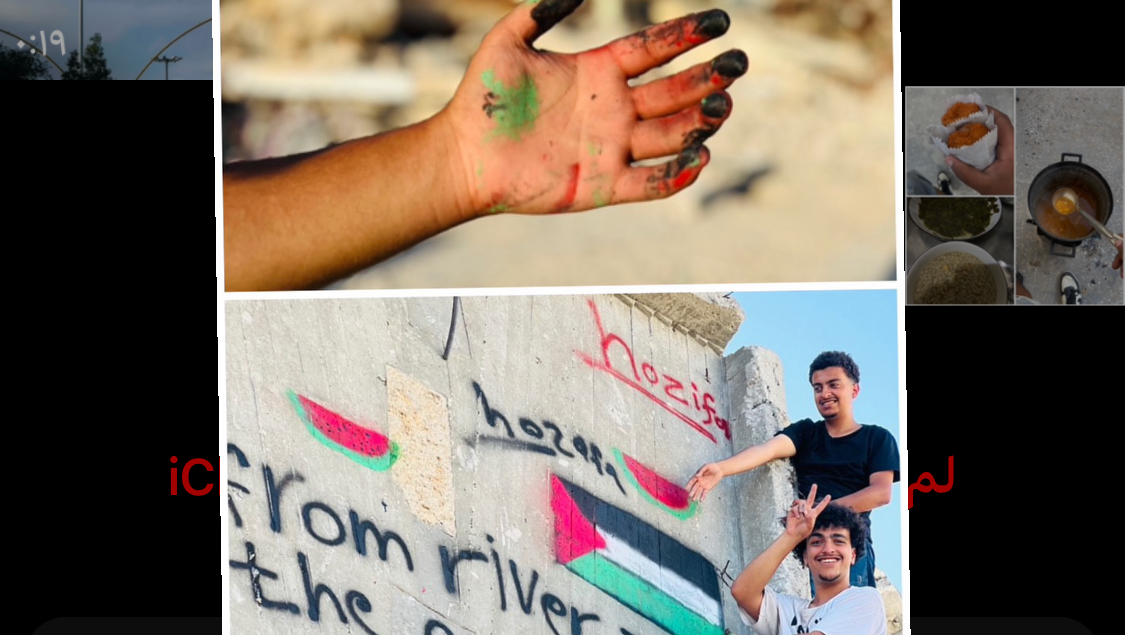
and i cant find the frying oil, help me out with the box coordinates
[1037,185,1097,240]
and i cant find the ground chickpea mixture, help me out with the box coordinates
[914,251,996,304]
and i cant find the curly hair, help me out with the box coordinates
[789,503,867,564]
[808,351,860,384]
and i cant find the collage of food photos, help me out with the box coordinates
[906,87,1124,305]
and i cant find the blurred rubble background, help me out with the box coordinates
[220,0,895,289]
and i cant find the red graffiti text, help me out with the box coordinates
[576,300,729,443]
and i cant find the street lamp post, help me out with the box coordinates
[79,0,83,76]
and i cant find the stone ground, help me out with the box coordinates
[905,87,1015,196]
[221,2,897,289]
[1015,88,1123,306]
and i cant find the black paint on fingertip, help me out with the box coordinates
[531,0,586,37]
[701,93,731,118]
[683,127,717,148]
[679,145,702,167]
[712,50,748,78]
[695,10,730,39]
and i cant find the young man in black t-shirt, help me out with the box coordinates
[686,351,900,589]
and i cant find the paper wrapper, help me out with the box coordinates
[926,93,998,171]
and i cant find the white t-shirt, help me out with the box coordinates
[738,586,887,635]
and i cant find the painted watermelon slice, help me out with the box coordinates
[614,448,698,520]
[287,390,400,471]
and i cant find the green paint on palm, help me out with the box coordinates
[592,189,609,208]
[488,203,510,214]
[482,70,540,141]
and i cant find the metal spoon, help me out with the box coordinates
[1075,206,1123,244]
[1052,188,1122,243]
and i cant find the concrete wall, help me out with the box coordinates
[224,294,816,635]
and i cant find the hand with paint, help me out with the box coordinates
[222,0,746,290]
[445,0,746,215]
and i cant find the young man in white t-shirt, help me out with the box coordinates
[731,485,887,635]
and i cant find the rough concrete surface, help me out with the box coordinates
[1015,87,1124,305]
[906,87,1016,196]
[725,346,807,597]
[622,292,746,353]
[225,294,901,635]
[876,568,903,635]
[388,366,457,536]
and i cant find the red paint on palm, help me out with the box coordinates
[556,164,581,212]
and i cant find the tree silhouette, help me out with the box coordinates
[62,33,112,80]
[0,42,52,80]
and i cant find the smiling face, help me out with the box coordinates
[811,366,860,421]
[803,526,856,584]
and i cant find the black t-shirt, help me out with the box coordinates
[776,419,900,524]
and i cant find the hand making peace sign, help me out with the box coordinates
[785,484,832,540]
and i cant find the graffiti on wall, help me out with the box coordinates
[227,443,413,635]
[612,449,698,520]
[576,300,731,443]
[472,381,699,521]
[551,474,724,635]
[228,442,620,635]
[229,438,729,635]
[230,299,737,635]
[287,390,400,471]
[472,380,626,495]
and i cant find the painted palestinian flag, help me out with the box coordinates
[287,390,400,471]
[550,475,723,635]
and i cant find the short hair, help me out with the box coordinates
[809,351,860,384]
[789,503,867,564]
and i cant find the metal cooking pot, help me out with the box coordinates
[1026,153,1115,257]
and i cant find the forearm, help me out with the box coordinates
[222,112,476,291]
[731,532,802,620]
[832,483,891,513]
[718,443,778,477]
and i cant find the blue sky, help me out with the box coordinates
[728,290,903,592]
[1,0,212,79]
